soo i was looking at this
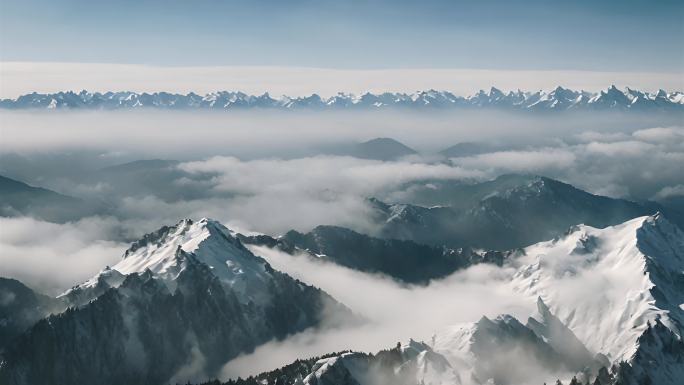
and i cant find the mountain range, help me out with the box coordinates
[203,214,684,385]
[370,175,682,250]
[237,175,681,285]
[2,86,682,111]
[2,167,683,384]
[2,170,680,262]
[3,214,681,384]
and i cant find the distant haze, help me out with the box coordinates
[1,62,682,99]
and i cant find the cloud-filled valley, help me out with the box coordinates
[220,246,533,380]
[3,1,684,384]
[1,110,683,294]
[1,107,683,385]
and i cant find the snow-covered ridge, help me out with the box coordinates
[64,218,273,304]
[7,218,355,385]
[511,214,684,368]
[388,213,684,384]
[2,86,682,111]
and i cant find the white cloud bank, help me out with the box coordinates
[1,62,682,99]
[220,245,533,379]
[0,216,127,295]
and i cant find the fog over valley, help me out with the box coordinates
[1,109,683,296]
[2,2,683,383]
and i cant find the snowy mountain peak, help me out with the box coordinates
[489,86,505,97]
[400,338,435,357]
[511,213,684,372]
[79,265,126,290]
[80,218,272,304]
[429,312,580,384]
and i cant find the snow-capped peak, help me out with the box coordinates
[511,214,684,365]
[430,312,581,384]
[73,218,272,304]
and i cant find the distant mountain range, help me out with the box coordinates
[2,86,682,111]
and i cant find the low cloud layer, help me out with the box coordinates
[220,245,533,379]
[0,216,127,295]
[1,109,678,158]
[177,156,483,234]
[447,126,684,199]
[0,109,682,294]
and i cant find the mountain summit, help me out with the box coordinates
[510,214,684,383]
[0,218,354,385]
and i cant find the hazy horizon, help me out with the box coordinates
[1,2,683,385]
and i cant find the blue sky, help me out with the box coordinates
[1,0,682,72]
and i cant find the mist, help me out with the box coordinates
[0,216,127,295]
[1,109,678,158]
[2,109,682,203]
[1,109,682,294]
[220,245,534,380]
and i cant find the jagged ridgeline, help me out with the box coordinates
[220,215,684,385]
[240,175,682,286]
[0,219,357,385]
[1,86,682,111]
[1,214,683,384]
[240,226,513,285]
[368,175,683,250]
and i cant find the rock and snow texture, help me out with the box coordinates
[301,341,461,385]
[304,213,684,384]
[302,311,594,385]
[2,214,683,385]
[60,218,272,306]
[2,86,682,111]
[508,214,684,381]
[302,353,372,385]
[1,218,353,385]
[511,214,684,363]
[111,218,272,304]
[429,313,582,385]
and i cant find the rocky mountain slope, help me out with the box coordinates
[370,175,680,249]
[0,278,65,351]
[0,219,355,385]
[2,212,681,385]
[223,214,684,385]
[240,225,511,284]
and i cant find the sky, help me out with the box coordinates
[0,0,682,96]
[0,2,682,381]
